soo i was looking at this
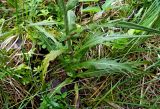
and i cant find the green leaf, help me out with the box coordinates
[34,26,61,47]
[82,6,101,13]
[49,78,73,97]
[66,0,78,11]
[67,10,76,31]
[139,0,160,28]
[41,50,64,85]
[71,59,131,70]
[102,0,115,11]
[39,96,60,109]
[75,34,152,55]
[28,20,61,26]
[106,21,160,34]
[75,59,137,78]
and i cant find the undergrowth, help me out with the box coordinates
[0,0,160,109]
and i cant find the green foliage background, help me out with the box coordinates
[0,0,160,108]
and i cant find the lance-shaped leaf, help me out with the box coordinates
[74,59,138,78]
[139,0,160,28]
[34,26,61,47]
[49,78,73,97]
[67,10,76,31]
[75,34,152,55]
[41,50,64,85]
[82,7,101,13]
[105,21,160,34]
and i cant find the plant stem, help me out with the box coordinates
[60,0,72,52]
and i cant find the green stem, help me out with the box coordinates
[64,6,72,52]
[59,0,72,51]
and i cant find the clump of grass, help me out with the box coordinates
[0,0,160,108]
